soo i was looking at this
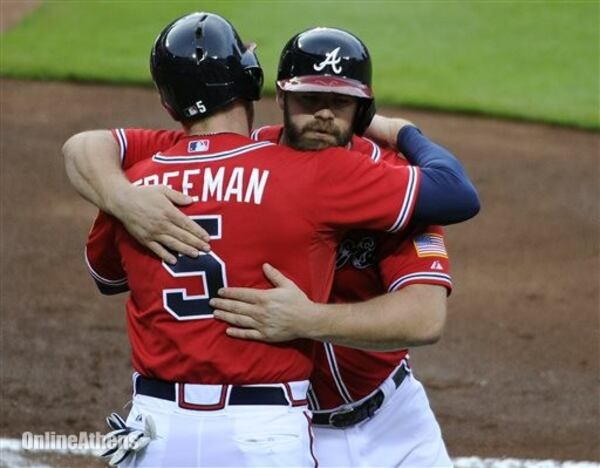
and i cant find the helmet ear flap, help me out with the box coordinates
[353,99,376,135]
[239,49,264,101]
[240,66,264,101]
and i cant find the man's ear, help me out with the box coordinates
[276,89,285,110]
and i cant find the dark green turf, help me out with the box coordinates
[2,1,598,128]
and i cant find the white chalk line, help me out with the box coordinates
[0,438,598,467]
[452,458,599,468]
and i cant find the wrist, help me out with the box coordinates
[365,115,396,149]
[303,302,354,342]
[102,176,135,217]
[300,302,331,341]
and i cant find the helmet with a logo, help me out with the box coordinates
[277,27,375,134]
[150,12,264,122]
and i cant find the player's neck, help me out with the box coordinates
[186,100,252,137]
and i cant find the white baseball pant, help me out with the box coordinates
[119,378,317,467]
[313,373,452,467]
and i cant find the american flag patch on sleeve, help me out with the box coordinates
[413,233,448,258]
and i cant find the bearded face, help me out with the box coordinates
[282,92,357,151]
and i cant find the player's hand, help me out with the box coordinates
[109,185,211,264]
[210,263,317,342]
[364,114,416,150]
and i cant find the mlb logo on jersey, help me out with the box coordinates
[413,233,448,258]
[188,140,210,153]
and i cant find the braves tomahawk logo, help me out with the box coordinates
[313,47,343,74]
[336,236,377,270]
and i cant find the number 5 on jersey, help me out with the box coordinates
[162,215,227,320]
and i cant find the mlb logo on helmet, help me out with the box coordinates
[188,140,210,153]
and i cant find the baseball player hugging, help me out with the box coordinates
[63,12,479,468]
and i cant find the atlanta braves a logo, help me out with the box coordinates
[336,236,377,270]
[313,47,343,74]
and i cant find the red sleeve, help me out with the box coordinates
[315,147,421,233]
[85,211,128,295]
[250,125,282,143]
[111,128,185,169]
[379,226,452,295]
[349,135,384,163]
[350,135,410,165]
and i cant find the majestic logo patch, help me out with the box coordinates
[336,236,376,270]
[188,140,210,153]
[313,47,343,74]
[413,233,448,258]
[430,260,444,270]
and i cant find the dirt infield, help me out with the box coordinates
[1,77,598,463]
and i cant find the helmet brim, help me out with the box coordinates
[277,75,373,99]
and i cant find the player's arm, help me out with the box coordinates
[367,115,480,225]
[85,211,129,295]
[62,130,210,264]
[364,114,415,149]
[211,263,446,351]
[315,126,478,233]
[63,130,128,211]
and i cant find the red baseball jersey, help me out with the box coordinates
[251,125,452,409]
[86,131,422,385]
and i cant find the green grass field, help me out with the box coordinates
[1,1,598,128]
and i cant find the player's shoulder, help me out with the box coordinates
[422,224,445,236]
[381,223,445,247]
[159,133,264,156]
[116,127,185,141]
[317,145,364,162]
[350,135,408,166]
[400,224,447,242]
[114,127,185,157]
[349,135,382,162]
[251,124,282,143]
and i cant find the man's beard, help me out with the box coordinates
[283,100,353,151]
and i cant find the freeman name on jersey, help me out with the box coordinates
[132,167,270,205]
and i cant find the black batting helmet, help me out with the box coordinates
[150,12,263,121]
[277,27,375,134]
